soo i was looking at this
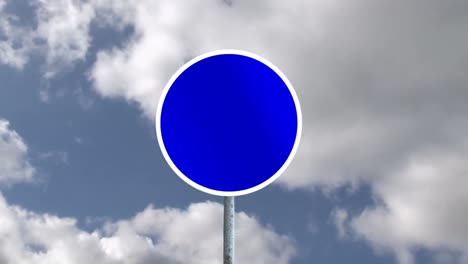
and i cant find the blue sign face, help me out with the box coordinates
[156,50,302,196]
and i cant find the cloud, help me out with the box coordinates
[88,2,468,261]
[38,151,69,164]
[0,193,295,264]
[343,150,468,264]
[90,0,327,117]
[331,208,348,239]
[278,0,468,190]
[0,0,35,69]
[0,119,35,185]
[0,0,94,75]
[34,0,95,77]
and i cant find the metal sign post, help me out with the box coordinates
[224,196,235,264]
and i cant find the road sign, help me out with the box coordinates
[156,50,302,196]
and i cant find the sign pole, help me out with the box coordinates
[224,196,235,264]
[156,50,301,264]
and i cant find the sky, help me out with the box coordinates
[0,0,468,263]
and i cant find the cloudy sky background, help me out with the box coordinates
[1,0,468,263]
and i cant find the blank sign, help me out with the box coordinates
[156,50,302,196]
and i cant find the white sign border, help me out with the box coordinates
[155,49,302,196]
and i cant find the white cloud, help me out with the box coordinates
[0,0,94,76]
[0,119,35,185]
[343,149,468,264]
[88,2,468,261]
[0,194,295,264]
[0,0,35,69]
[90,0,328,117]
[34,0,95,77]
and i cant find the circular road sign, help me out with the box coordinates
[156,50,302,196]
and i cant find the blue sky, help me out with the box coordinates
[1,0,468,263]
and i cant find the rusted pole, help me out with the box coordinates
[224,196,235,264]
